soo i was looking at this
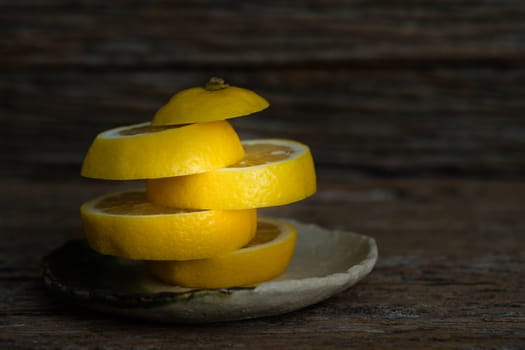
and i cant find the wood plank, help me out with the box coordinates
[2,68,525,178]
[1,179,523,349]
[3,0,525,68]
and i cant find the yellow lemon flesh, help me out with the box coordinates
[81,120,244,180]
[80,190,257,260]
[152,78,269,126]
[147,139,317,209]
[148,217,297,288]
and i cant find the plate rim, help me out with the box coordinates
[42,220,378,321]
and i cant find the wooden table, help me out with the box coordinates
[2,1,524,348]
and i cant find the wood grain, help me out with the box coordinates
[3,67,525,179]
[3,1,525,179]
[2,0,525,348]
[1,180,524,349]
[3,0,525,67]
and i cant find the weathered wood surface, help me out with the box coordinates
[3,67,525,180]
[3,0,525,67]
[2,0,525,349]
[1,180,524,349]
[3,1,525,179]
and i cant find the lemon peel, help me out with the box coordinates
[81,121,244,180]
[148,217,297,288]
[151,77,269,126]
[80,190,257,260]
[147,139,317,209]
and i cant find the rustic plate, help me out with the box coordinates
[42,220,378,323]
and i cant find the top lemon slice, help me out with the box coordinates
[151,78,269,126]
[147,139,317,209]
[81,189,257,260]
[147,217,297,288]
[81,120,244,180]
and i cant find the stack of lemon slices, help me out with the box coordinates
[80,78,317,288]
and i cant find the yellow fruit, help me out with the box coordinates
[80,190,257,260]
[152,77,269,126]
[81,120,244,180]
[147,139,317,209]
[148,217,297,288]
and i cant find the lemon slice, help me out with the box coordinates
[80,190,257,260]
[151,77,269,126]
[81,120,244,180]
[147,139,317,209]
[148,217,297,288]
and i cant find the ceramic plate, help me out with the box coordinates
[42,220,378,323]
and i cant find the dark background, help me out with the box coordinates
[2,1,524,348]
[4,1,525,181]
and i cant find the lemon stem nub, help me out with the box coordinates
[205,77,230,91]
